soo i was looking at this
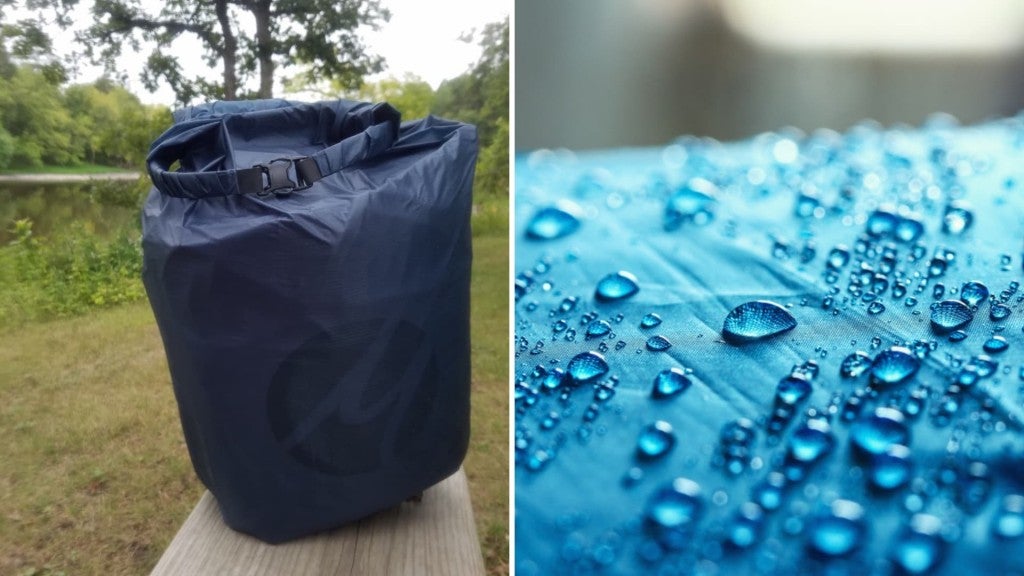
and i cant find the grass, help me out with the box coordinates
[0,163,135,175]
[0,204,509,575]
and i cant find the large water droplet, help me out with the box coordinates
[637,421,676,459]
[787,418,835,464]
[891,514,946,575]
[595,271,639,302]
[525,204,581,240]
[930,300,973,334]
[870,347,920,386]
[983,335,1009,354]
[664,179,717,230]
[652,368,691,399]
[840,351,872,378]
[722,301,797,343]
[645,478,703,549]
[640,313,662,329]
[808,499,868,558]
[850,407,910,457]
[942,202,973,235]
[993,494,1024,539]
[868,444,912,491]
[646,335,672,352]
[567,351,609,383]
[775,375,812,406]
[960,281,989,307]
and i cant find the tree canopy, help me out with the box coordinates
[81,0,390,104]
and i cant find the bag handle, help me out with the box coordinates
[147,102,400,199]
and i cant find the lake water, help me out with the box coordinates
[0,183,141,244]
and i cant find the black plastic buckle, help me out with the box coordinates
[256,158,310,197]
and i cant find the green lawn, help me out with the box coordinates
[0,163,135,175]
[0,204,509,575]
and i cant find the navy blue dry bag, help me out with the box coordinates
[141,99,477,543]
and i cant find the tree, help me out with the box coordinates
[0,65,80,166]
[83,0,390,104]
[353,74,434,120]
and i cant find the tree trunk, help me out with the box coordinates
[253,0,274,98]
[215,0,238,99]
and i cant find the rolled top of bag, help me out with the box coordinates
[147,100,401,199]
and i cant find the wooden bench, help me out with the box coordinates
[149,468,485,575]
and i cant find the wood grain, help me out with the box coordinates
[149,468,484,576]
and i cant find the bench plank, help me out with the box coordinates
[149,468,484,576]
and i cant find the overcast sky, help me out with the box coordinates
[21,0,509,105]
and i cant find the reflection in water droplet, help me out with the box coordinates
[840,351,872,378]
[942,202,973,235]
[640,313,662,329]
[723,301,797,343]
[983,335,1009,354]
[637,421,676,459]
[585,319,612,339]
[664,179,717,230]
[787,419,835,464]
[776,376,812,406]
[868,444,913,491]
[930,300,973,334]
[525,205,581,240]
[891,514,946,575]
[646,335,672,352]
[567,351,609,382]
[652,368,691,399]
[595,271,640,302]
[851,407,910,457]
[994,494,1024,539]
[808,499,867,558]
[991,303,1011,321]
[645,477,703,549]
[960,281,989,307]
[870,347,920,386]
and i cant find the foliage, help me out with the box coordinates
[353,74,435,120]
[0,124,14,169]
[432,18,509,196]
[63,81,172,167]
[0,66,80,166]
[0,217,144,326]
[82,0,390,104]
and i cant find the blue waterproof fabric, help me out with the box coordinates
[514,116,1024,575]
[142,99,477,543]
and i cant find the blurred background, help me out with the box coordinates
[515,0,1024,150]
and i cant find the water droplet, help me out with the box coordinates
[850,407,910,457]
[637,421,676,460]
[752,472,787,511]
[776,376,812,406]
[827,245,851,269]
[891,514,946,575]
[927,257,947,278]
[722,301,797,343]
[932,283,946,299]
[664,179,717,230]
[808,499,867,558]
[993,494,1024,539]
[645,478,703,549]
[585,319,612,339]
[990,303,1011,321]
[870,347,920,386]
[948,330,967,342]
[895,216,924,243]
[866,209,898,237]
[595,271,639,302]
[646,335,672,352]
[727,502,765,549]
[567,351,609,383]
[541,368,566,392]
[840,351,872,378]
[930,300,973,334]
[983,335,1009,354]
[960,281,989,307]
[640,313,662,329]
[868,444,913,491]
[867,301,886,315]
[652,368,691,399]
[942,202,973,235]
[787,418,835,464]
[525,205,581,240]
